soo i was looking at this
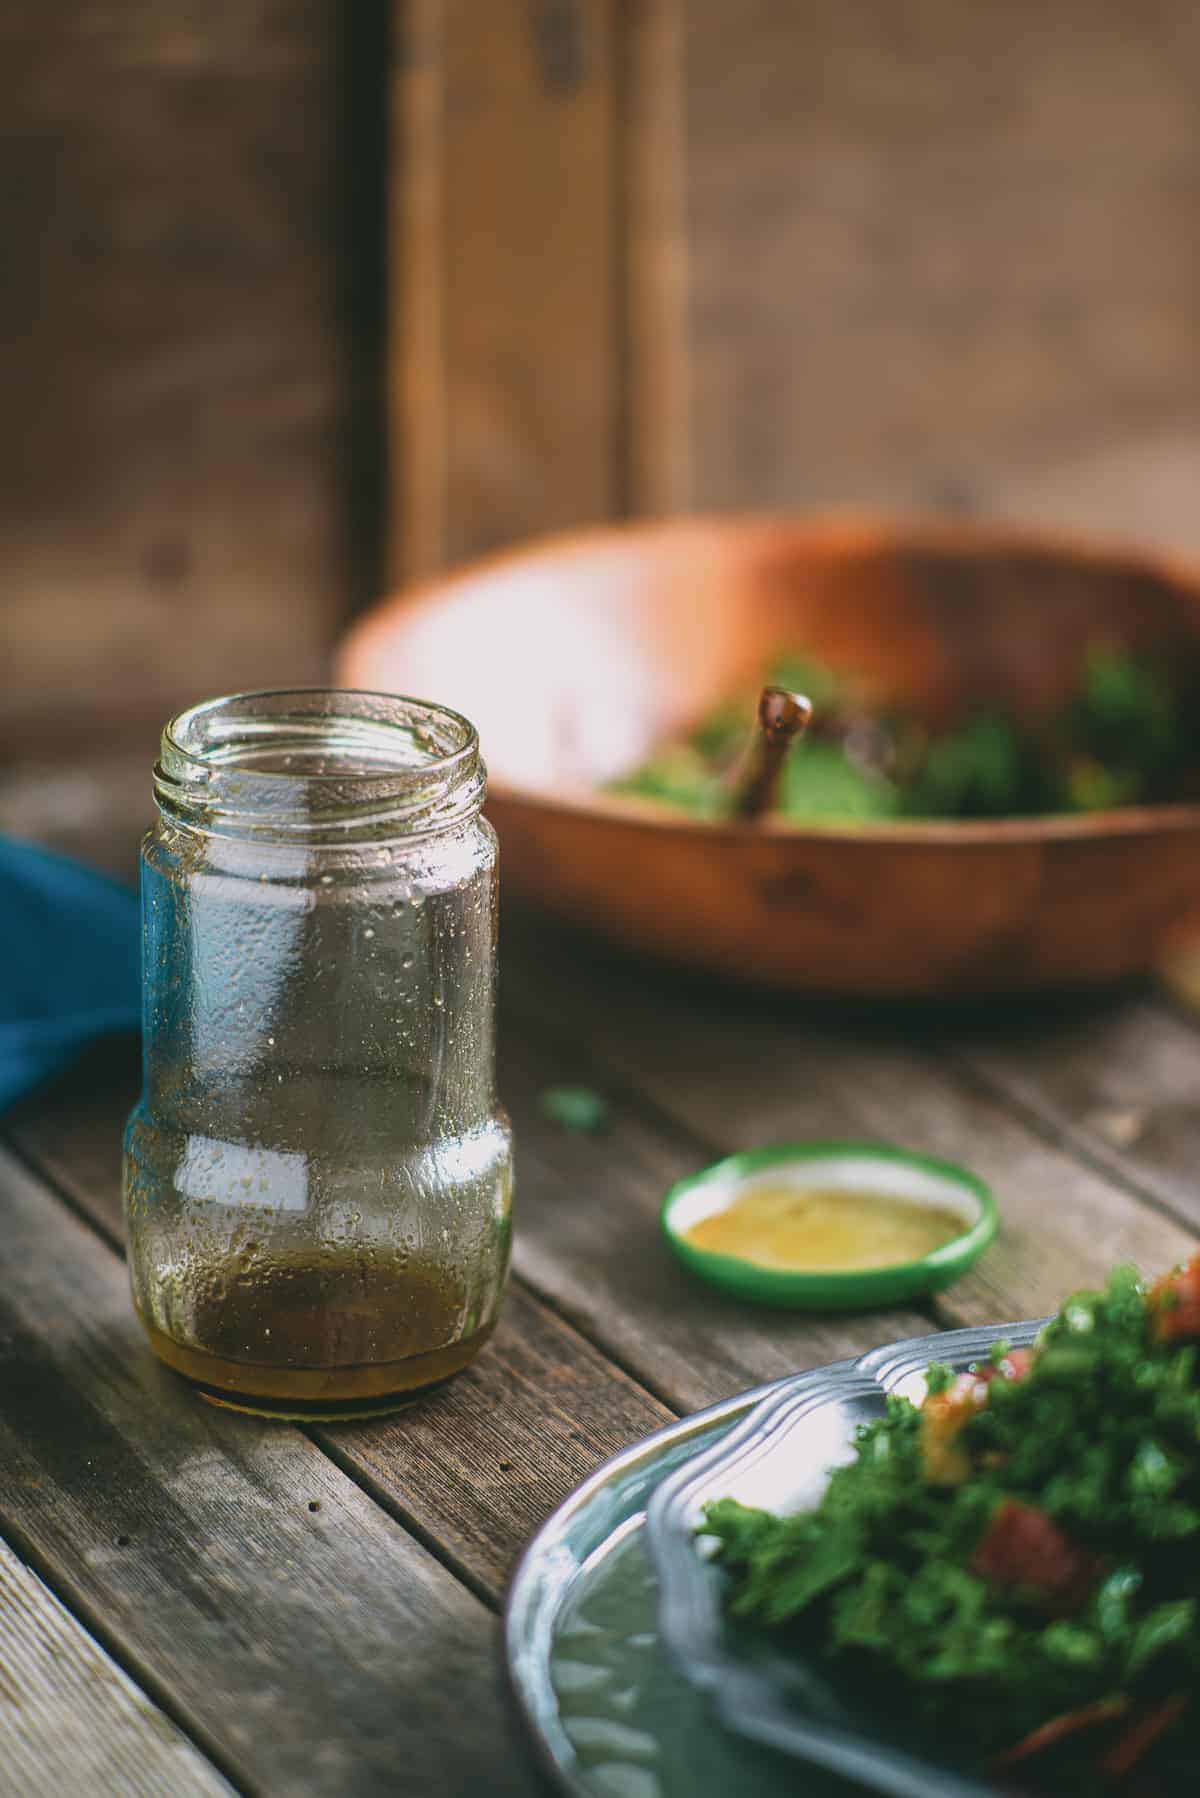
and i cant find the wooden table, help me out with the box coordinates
[3,835,1200,1793]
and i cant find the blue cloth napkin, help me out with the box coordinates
[0,836,140,1114]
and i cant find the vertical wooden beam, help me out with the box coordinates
[393,0,448,584]
[621,0,691,516]
[390,0,623,580]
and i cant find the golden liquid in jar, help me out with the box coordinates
[137,1250,495,1420]
[685,1185,962,1273]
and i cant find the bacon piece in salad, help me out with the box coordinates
[971,1499,1102,1614]
[1148,1250,1200,1344]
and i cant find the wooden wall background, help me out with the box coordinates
[394,0,1200,577]
[0,1,387,775]
[5,0,1200,806]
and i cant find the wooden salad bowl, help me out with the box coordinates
[335,516,1200,997]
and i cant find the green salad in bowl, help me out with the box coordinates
[613,645,1198,823]
[704,1256,1200,1789]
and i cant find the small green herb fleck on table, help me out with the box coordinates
[539,1085,610,1135]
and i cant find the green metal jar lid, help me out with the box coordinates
[661,1140,997,1310]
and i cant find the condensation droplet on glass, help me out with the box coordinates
[364,927,375,940]
[320,873,334,886]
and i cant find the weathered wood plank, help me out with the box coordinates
[0,1532,232,1798]
[320,1282,672,1601]
[622,0,690,514]
[390,0,621,576]
[951,991,1200,1245]
[0,1142,538,1797]
[500,918,1195,1334]
[5,1038,672,1598]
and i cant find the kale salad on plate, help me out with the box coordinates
[703,1256,1200,1791]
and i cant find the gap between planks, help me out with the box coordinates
[0,1526,237,1798]
[0,1506,248,1798]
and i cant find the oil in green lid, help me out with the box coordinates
[683,1183,963,1274]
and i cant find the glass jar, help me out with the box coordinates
[123,689,512,1419]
